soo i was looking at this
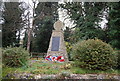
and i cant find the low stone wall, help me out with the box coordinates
[3,73,120,79]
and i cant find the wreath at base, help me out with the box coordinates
[45,56,65,62]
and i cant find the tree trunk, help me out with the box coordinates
[27,1,36,52]
[27,28,31,52]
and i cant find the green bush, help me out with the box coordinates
[72,39,117,70]
[2,47,30,67]
[65,42,72,60]
[118,51,120,69]
[116,50,120,69]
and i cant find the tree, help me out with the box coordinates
[31,17,54,52]
[2,2,24,47]
[107,2,120,49]
[0,0,3,47]
[23,2,58,52]
[64,27,72,42]
[23,30,28,48]
[60,2,107,42]
[34,2,58,21]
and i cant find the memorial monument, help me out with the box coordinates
[47,20,68,61]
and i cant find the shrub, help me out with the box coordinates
[72,39,117,70]
[118,51,120,69]
[65,42,72,60]
[2,47,30,67]
[115,50,120,69]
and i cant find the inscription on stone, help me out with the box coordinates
[51,37,60,51]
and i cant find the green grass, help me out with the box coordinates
[2,58,67,77]
[2,58,120,78]
[70,67,119,74]
[2,67,18,78]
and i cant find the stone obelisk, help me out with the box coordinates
[47,20,68,61]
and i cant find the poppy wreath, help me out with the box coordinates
[45,55,65,62]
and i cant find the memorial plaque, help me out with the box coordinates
[51,37,60,51]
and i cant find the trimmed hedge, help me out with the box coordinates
[2,47,30,67]
[72,39,117,70]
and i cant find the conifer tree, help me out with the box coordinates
[107,2,120,49]
[2,2,24,47]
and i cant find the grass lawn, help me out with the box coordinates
[2,58,120,78]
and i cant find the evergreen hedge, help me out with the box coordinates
[72,39,117,70]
